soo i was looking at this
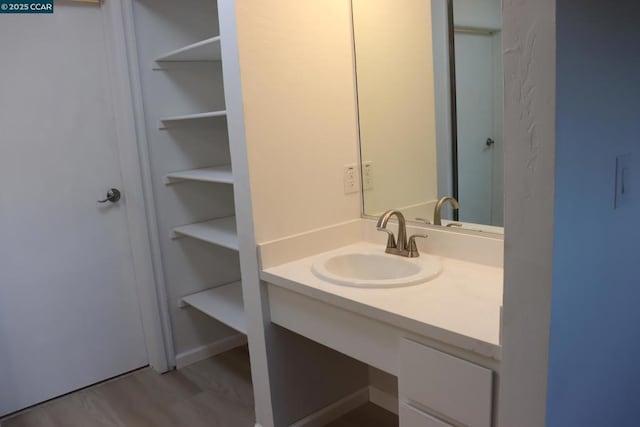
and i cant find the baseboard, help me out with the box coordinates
[290,387,370,427]
[175,334,247,369]
[369,386,399,415]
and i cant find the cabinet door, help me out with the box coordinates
[400,402,453,427]
[399,339,493,427]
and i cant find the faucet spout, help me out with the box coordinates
[376,210,408,255]
[376,210,428,257]
[433,196,460,226]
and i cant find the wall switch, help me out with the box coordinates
[615,154,632,209]
[344,164,359,194]
[362,161,374,191]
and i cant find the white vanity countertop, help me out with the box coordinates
[261,242,503,360]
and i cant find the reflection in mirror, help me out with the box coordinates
[453,0,503,227]
[353,0,504,232]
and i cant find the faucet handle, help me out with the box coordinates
[407,234,428,258]
[377,228,397,250]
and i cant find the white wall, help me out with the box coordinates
[235,0,361,244]
[352,0,439,218]
[498,0,556,426]
[233,3,370,425]
[546,1,640,425]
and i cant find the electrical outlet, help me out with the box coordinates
[344,164,359,194]
[362,161,374,190]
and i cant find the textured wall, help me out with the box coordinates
[498,0,557,425]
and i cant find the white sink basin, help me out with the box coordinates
[311,250,442,288]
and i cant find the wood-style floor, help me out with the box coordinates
[1,346,398,427]
[325,404,398,427]
[2,347,255,427]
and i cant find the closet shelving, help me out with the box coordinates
[172,216,239,251]
[159,110,227,127]
[164,165,234,185]
[178,281,246,334]
[155,36,222,62]
[154,28,246,339]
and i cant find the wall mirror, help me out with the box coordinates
[352,0,503,233]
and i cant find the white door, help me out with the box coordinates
[454,32,497,225]
[0,3,148,416]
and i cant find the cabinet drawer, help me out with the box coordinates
[400,402,453,427]
[399,339,493,427]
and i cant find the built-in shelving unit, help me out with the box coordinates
[159,110,227,127]
[179,281,246,334]
[172,216,238,251]
[165,165,233,185]
[138,0,248,374]
[155,36,222,62]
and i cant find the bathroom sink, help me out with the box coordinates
[311,250,441,288]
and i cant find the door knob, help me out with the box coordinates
[98,188,121,204]
[486,138,495,147]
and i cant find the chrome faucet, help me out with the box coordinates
[433,196,460,226]
[376,210,427,258]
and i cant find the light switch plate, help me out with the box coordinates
[615,153,632,209]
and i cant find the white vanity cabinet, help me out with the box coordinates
[399,339,493,427]
[260,226,502,427]
[265,283,498,427]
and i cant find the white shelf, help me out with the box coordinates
[160,110,227,126]
[155,36,222,62]
[172,216,238,251]
[180,281,246,334]
[165,165,233,185]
